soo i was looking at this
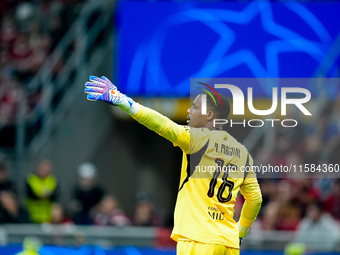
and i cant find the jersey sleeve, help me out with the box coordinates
[239,155,262,229]
[132,105,211,154]
[132,105,190,153]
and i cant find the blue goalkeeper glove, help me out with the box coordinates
[84,75,139,115]
[237,222,249,247]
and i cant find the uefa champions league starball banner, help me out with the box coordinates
[116,1,340,97]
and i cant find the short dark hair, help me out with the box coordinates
[200,92,230,119]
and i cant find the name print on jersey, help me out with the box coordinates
[214,143,241,158]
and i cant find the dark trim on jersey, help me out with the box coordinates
[178,139,210,192]
[243,153,250,179]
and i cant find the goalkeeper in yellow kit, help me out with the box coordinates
[84,76,262,255]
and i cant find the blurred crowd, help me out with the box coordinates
[0,159,165,228]
[234,96,340,251]
[256,96,340,230]
[0,0,84,127]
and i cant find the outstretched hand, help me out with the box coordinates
[84,75,123,105]
[84,75,138,114]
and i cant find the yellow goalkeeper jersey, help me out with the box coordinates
[132,105,262,249]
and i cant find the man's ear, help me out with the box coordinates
[206,110,215,121]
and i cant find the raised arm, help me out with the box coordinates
[84,76,190,152]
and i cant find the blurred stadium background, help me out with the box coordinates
[0,0,340,254]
